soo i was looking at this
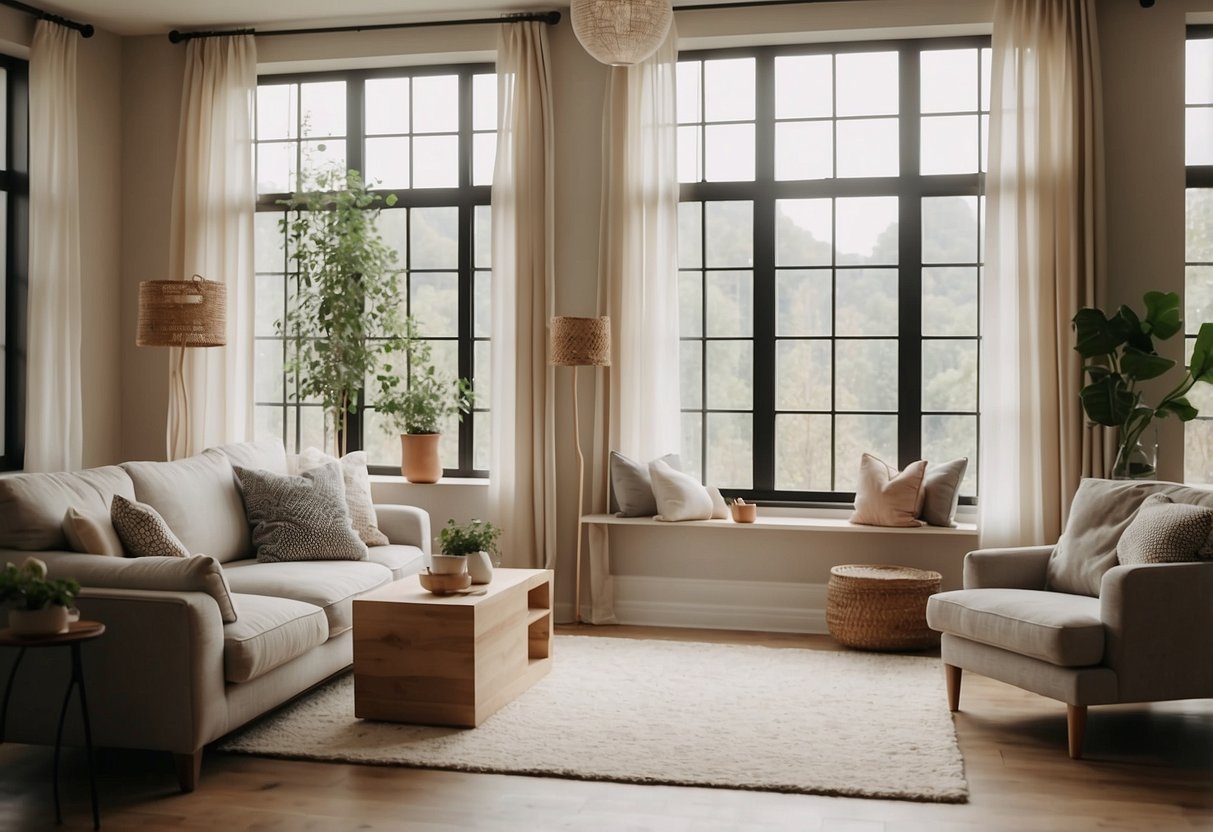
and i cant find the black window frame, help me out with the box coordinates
[1,55,28,473]
[678,36,988,505]
[1185,25,1213,476]
[254,63,493,478]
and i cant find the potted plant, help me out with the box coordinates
[0,557,81,636]
[436,518,502,584]
[375,317,474,483]
[1073,291,1213,478]
[278,165,404,456]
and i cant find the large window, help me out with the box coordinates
[254,66,494,476]
[1186,28,1213,482]
[0,56,27,473]
[677,40,988,502]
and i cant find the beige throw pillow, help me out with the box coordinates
[649,460,714,522]
[1116,494,1213,565]
[296,448,390,547]
[849,454,928,528]
[63,507,124,556]
[111,495,192,558]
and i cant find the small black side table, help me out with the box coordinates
[0,620,105,830]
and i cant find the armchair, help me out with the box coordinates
[926,479,1213,759]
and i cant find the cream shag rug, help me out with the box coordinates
[219,636,967,803]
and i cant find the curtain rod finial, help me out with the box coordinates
[1140,0,1155,7]
[80,22,93,37]
[168,29,184,43]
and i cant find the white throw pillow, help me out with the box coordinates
[649,460,714,522]
[296,448,390,547]
[707,486,729,520]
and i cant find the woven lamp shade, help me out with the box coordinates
[570,0,673,66]
[550,316,611,367]
[137,278,227,348]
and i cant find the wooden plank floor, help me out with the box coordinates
[1,624,1210,831]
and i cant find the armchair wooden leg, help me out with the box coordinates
[1066,704,1087,760]
[174,750,202,793]
[944,664,962,712]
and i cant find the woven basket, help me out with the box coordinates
[826,564,942,651]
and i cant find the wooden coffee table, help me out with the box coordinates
[352,567,552,727]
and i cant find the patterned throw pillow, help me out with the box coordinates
[295,448,390,547]
[234,463,368,563]
[1116,493,1213,565]
[111,495,191,558]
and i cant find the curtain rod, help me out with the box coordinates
[168,10,561,44]
[0,0,93,37]
[675,0,1155,9]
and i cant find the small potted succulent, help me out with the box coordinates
[0,557,81,636]
[436,519,502,585]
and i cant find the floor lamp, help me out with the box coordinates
[136,275,226,460]
[549,316,611,624]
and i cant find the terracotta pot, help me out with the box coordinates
[730,503,758,523]
[9,606,70,636]
[400,433,442,483]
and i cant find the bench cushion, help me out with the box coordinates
[366,544,426,580]
[927,588,1104,667]
[223,593,328,683]
[222,559,392,636]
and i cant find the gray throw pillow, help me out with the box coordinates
[234,463,368,563]
[610,451,682,516]
[111,495,191,558]
[1116,494,1213,565]
[919,458,968,527]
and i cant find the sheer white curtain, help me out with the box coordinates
[586,29,681,623]
[166,34,256,459]
[490,21,557,570]
[25,20,82,472]
[980,0,1105,548]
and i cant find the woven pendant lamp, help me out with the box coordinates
[570,0,673,66]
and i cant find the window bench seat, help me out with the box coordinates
[581,513,977,536]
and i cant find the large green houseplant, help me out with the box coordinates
[1073,291,1213,478]
[278,166,403,455]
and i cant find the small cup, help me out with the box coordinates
[730,503,757,523]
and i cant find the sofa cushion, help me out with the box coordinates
[926,588,1105,667]
[1047,478,1213,596]
[367,544,426,580]
[235,463,368,563]
[223,593,328,683]
[62,507,123,556]
[0,466,134,551]
[222,559,392,636]
[111,495,191,558]
[122,453,250,563]
[207,439,290,476]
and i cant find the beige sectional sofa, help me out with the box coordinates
[0,439,429,791]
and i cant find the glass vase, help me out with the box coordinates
[1112,429,1158,480]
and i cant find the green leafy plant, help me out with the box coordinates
[0,558,80,611]
[278,165,404,454]
[375,317,474,435]
[437,519,502,557]
[1073,291,1213,477]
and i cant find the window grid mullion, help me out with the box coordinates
[753,51,776,493]
[898,45,924,469]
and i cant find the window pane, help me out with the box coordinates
[922,340,978,412]
[377,208,408,264]
[776,269,832,336]
[705,271,753,337]
[474,271,491,338]
[409,273,459,336]
[836,118,898,178]
[1188,39,1213,106]
[413,135,459,188]
[410,207,458,268]
[413,75,459,133]
[776,340,831,410]
[255,212,285,274]
[704,58,755,121]
[1185,418,1213,484]
[365,78,409,135]
[835,197,898,266]
[257,84,297,140]
[981,48,992,111]
[923,267,979,336]
[776,199,832,267]
[473,73,497,131]
[775,414,832,491]
[364,409,399,468]
[835,340,898,411]
[922,415,977,494]
[475,205,492,268]
[255,340,284,401]
[775,55,832,119]
[921,115,979,175]
[834,414,897,491]
[255,274,284,337]
[705,341,753,409]
[706,413,752,489]
[705,123,755,181]
[1187,189,1213,262]
[474,412,492,471]
[681,412,703,481]
[681,342,703,409]
[301,82,346,137]
[1189,266,1213,335]
[679,202,703,269]
[1187,108,1213,166]
[255,405,284,447]
[921,49,978,113]
[365,137,410,189]
[705,201,753,267]
[836,268,898,336]
[678,125,702,183]
[776,121,833,181]
[677,61,702,124]
[680,271,703,338]
[473,133,496,186]
[835,51,898,117]
[300,140,345,188]
[923,196,979,263]
[474,340,491,409]
[257,142,295,194]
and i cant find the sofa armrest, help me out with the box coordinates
[1100,561,1213,702]
[962,545,1054,589]
[0,586,228,754]
[375,504,431,555]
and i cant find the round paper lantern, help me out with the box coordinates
[570,0,674,67]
